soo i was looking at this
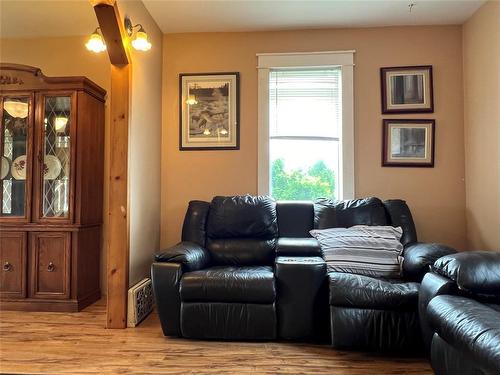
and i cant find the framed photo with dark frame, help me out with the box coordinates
[381,66,433,114]
[179,72,240,150]
[382,119,435,167]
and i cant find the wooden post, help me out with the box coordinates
[92,1,130,328]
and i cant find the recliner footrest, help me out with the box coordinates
[181,302,276,340]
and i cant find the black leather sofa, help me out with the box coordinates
[152,195,456,348]
[419,251,500,375]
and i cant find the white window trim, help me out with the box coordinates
[257,50,355,200]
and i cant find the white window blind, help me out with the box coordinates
[269,69,342,138]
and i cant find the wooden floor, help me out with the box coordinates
[0,300,432,374]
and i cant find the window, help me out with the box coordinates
[257,51,354,201]
[269,69,341,200]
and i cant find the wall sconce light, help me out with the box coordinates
[85,27,106,53]
[125,17,152,51]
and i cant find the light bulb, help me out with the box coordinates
[85,32,106,53]
[4,101,28,118]
[131,31,152,51]
[54,117,68,132]
[186,95,198,105]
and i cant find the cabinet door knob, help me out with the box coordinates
[47,262,55,272]
[3,262,12,272]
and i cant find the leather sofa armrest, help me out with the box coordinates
[418,272,457,349]
[276,237,322,257]
[427,295,500,375]
[275,256,328,340]
[433,251,500,299]
[151,262,183,336]
[403,242,457,282]
[152,242,210,337]
[154,241,210,271]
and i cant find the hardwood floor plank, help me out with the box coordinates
[0,300,432,374]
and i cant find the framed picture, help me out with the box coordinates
[382,119,435,167]
[381,65,433,113]
[179,72,239,150]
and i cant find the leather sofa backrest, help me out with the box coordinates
[433,251,500,302]
[205,195,278,266]
[181,200,210,247]
[180,196,418,261]
[314,197,387,229]
[312,197,417,246]
[276,201,314,238]
[382,199,418,245]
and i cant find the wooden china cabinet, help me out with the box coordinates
[0,64,106,312]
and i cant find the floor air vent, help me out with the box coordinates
[127,278,154,327]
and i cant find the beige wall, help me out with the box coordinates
[0,35,111,291]
[463,1,500,251]
[117,0,163,287]
[162,26,466,250]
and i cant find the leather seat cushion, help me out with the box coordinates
[428,295,500,375]
[487,303,500,314]
[180,266,276,303]
[329,272,419,310]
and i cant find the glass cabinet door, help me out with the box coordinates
[37,94,73,221]
[0,95,32,221]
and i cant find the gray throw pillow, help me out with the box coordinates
[310,225,404,278]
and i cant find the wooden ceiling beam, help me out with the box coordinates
[91,0,130,329]
[93,2,129,65]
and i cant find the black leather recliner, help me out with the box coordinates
[323,198,456,352]
[152,195,456,345]
[153,196,278,340]
[315,198,455,354]
[419,251,500,375]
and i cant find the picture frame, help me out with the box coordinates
[179,72,240,150]
[380,65,433,114]
[382,119,435,167]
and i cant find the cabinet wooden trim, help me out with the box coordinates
[0,232,27,298]
[29,232,71,299]
[0,63,106,102]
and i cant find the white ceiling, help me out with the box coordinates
[0,0,485,38]
[143,0,485,34]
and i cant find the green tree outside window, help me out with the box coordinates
[271,158,336,200]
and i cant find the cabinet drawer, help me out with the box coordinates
[29,232,70,299]
[0,232,27,298]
